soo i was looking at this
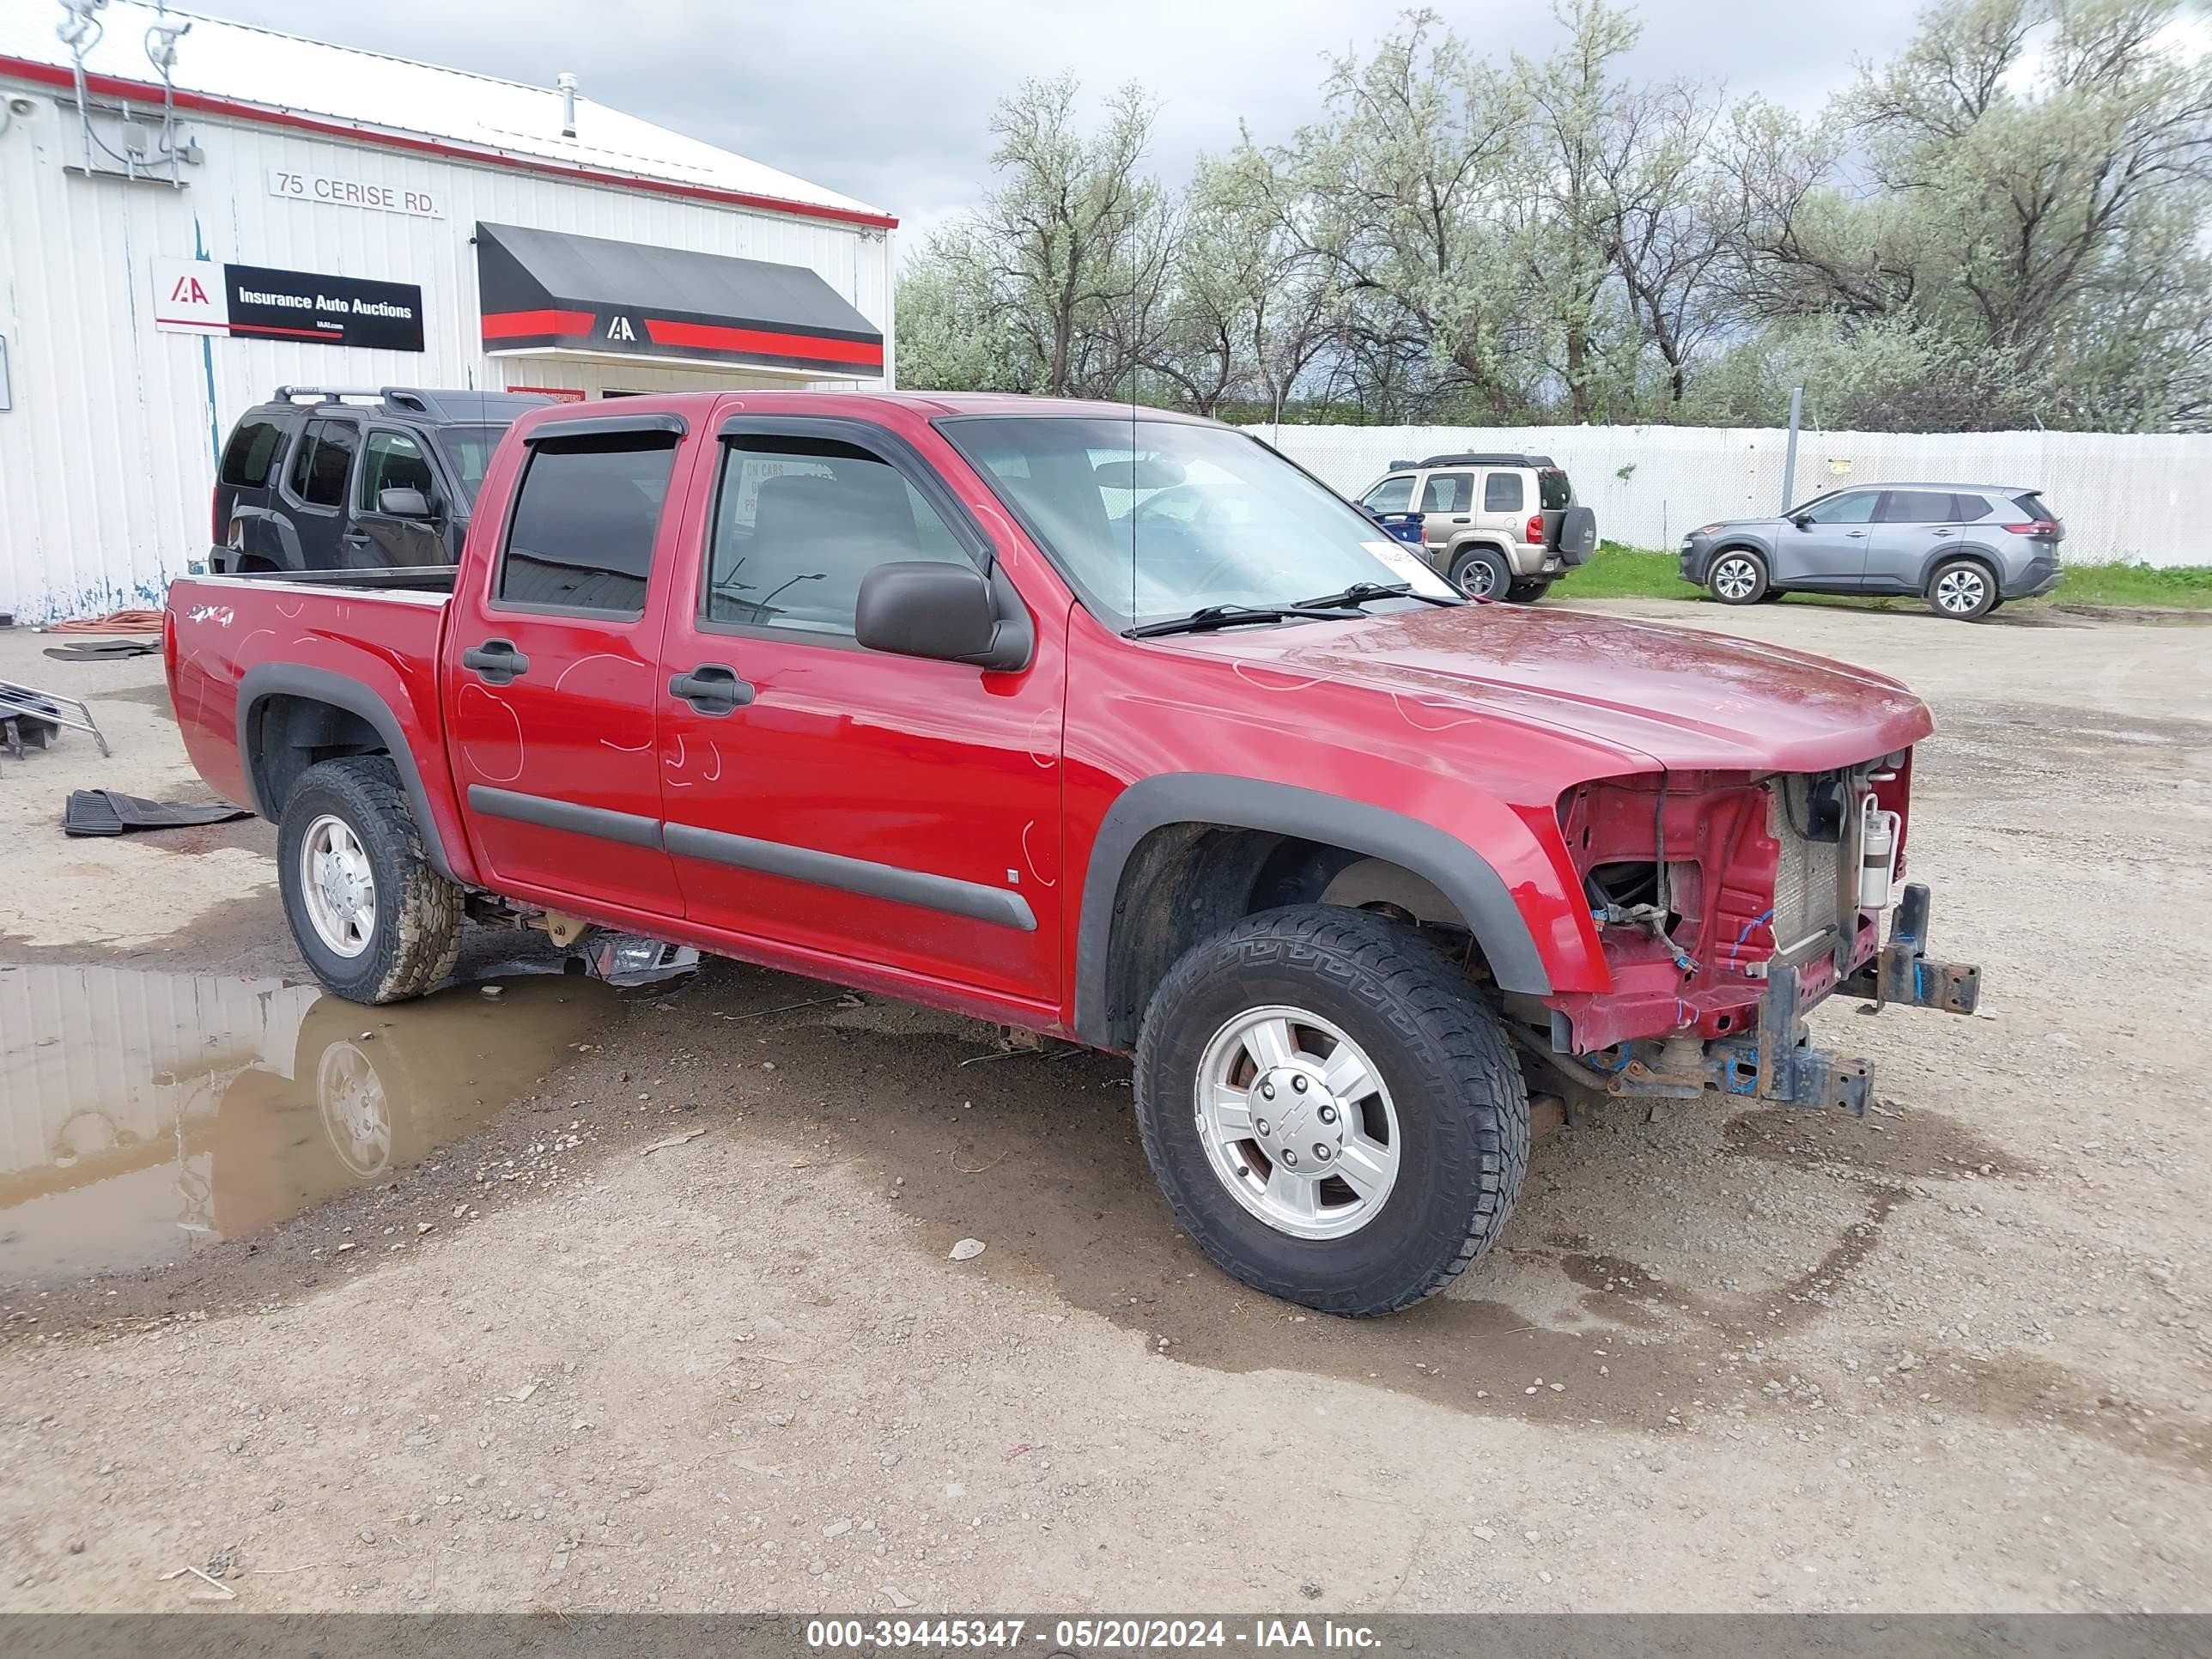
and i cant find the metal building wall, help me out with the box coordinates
[0,86,893,623]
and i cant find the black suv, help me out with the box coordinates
[209,386,556,574]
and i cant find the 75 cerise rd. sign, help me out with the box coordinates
[268,168,444,220]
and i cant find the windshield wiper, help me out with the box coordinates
[1295,580,1462,611]
[1125,603,1359,640]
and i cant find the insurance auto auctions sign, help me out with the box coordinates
[151,258,425,351]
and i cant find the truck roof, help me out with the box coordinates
[515,389,1224,429]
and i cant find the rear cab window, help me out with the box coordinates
[1482,472,1525,514]
[1537,468,1571,510]
[495,433,681,619]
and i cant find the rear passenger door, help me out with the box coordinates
[1479,469,1527,544]
[1870,489,1961,588]
[279,417,362,569]
[445,414,697,920]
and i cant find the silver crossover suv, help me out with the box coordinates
[1677,483,2064,620]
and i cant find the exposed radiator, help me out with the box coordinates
[1769,780,1847,951]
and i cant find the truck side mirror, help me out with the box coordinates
[1789,513,1813,530]
[855,561,1031,673]
[379,486,434,519]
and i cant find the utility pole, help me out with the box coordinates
[1780,386,1802,514]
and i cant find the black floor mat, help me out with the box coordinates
[63,789,252,837]
[43,640,161,661]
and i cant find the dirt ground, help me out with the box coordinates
[0,599,2207,1615]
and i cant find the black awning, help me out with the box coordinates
[475,222,883,377]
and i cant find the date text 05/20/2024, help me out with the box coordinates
[806,1620,1381,1650]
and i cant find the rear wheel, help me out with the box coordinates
[1133,905,1528,1316]
[1927,559,1997,620]
[277,757,462,1004]
[1449,545,1511,602]
[1707,550,1769,605]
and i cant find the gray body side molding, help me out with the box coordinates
[665,822,1036,932]
[1075,774,1552,1044]
[469,785,662,849]
[236,662,459,882]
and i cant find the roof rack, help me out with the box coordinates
[272,386,432,410]
[1393,452,1559,470]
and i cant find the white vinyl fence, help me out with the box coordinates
[1252,423,2212,567]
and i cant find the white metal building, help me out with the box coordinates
[0,1,897,624]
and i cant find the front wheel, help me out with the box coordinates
[1133,905,1529,1316]
[277,757,463,1003]
[1707,550,1769,605]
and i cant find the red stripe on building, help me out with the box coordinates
[642,318,884,368]
[0,56,898,231]
[481,308,598,340]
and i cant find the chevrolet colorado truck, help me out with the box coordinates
[165,392,1981,1317]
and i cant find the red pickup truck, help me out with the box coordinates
[167,391,1980,1316]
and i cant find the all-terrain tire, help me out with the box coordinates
[277,757,463,1004]
[1133,904,1529,1316]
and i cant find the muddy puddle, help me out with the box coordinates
[0,963,614,1285]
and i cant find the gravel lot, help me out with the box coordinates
[1,599,2206,1614]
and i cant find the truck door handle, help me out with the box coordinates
[461,639,530,684]
[669,663,754,715]
[1930,528,1953,537]
[1449,516,1471,525]
[1845,530,1868,538]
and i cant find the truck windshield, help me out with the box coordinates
[436,425,508,509]
[939,416,1456,632]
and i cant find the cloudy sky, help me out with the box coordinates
[183,0,1937,243]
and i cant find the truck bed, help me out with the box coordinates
[167,574,454,845]
[207,564,459,592]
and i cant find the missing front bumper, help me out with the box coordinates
[1550,883,1980,1118]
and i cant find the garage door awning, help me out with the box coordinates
[475,222,884,377]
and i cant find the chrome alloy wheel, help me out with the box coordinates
[300,813,376,959]
[1711,554,1761,601]
[1193,1005,1401,1240]
[1934,566,1989,615]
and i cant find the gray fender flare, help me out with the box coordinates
[1073,774,1552,1046]
[1916,544,2002,591]
[235,662,459,882]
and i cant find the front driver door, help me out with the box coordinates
[350,428,450,567]
[1780,489,1880,587]
[655,418,1064,1010]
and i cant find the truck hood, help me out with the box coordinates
[1172,604,1933,773]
